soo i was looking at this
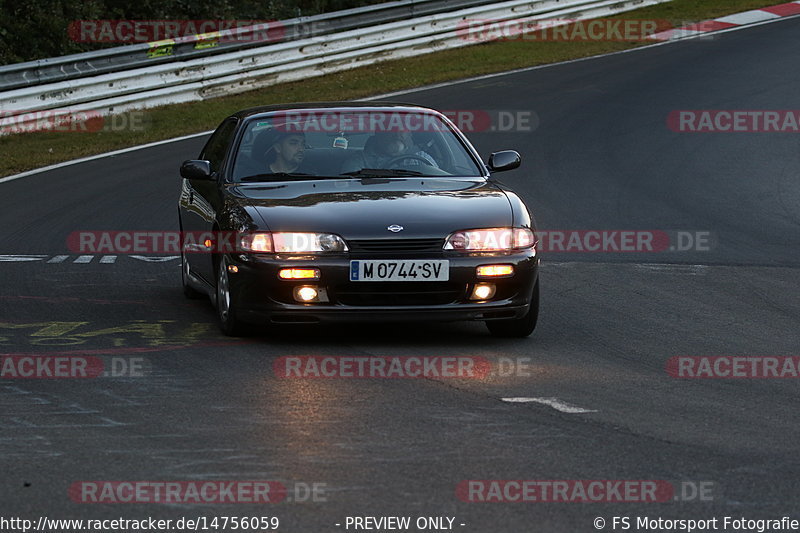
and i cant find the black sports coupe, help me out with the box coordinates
[178,102,539,337]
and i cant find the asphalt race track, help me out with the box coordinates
[2,17,800,531]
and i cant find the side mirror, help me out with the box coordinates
[180,160,214,180]
[487,150,521,173]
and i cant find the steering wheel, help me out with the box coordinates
[384,154,434,168]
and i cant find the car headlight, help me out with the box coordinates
[239,232,348,253]
[443,228,535,251]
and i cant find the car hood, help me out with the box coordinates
[229,178,513,239]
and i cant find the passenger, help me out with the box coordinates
[341,131,437,173]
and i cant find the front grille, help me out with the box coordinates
[334,282,465,306]
[347,238,443,255]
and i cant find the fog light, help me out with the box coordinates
[296,286,318,302]
[471,283,496,300]
[293,285,329,303]
[227,264,239,273]
[279,268,320,280]
[476,264,514,278]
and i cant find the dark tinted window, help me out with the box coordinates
[231,110,484,181]
[201,119,237,173]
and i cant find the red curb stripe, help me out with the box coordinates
[656,1,800,42]
[761,2,800,16]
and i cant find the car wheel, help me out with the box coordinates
[486,280,539,338]
[216,257,247,336]
[181,251,204,300]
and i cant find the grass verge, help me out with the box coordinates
[0,0,784,177]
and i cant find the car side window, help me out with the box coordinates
[201,119,238,174]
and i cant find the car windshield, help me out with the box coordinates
[231,110,485,181]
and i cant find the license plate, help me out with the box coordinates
[350,260,449,282]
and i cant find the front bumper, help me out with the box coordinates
[225,251,538,325]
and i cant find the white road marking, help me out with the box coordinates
[131,255,180,262]
[634,264,708,275]
[501,397,598,413]
[649,28,708,40]
[717,10,780,25]
[0,254,179,264]
[0,132,210,185]
[0,255,47,262]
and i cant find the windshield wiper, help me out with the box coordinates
[238,172,347,182]
[238,172,310,182]
[341,168,424,177]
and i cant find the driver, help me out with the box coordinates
[267,131,306,173]
[235,129,310,179]
[341,131,437,173]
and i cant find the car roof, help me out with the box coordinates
[228,101,440,120]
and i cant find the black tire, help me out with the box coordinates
[486,280,539,338]
[215,257,248,337]
[181,251,204,300]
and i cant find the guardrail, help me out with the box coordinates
[0,0,516,91]
[0,0,671,132]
